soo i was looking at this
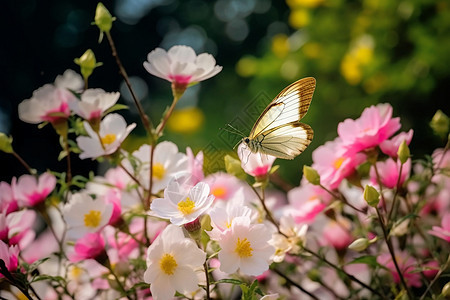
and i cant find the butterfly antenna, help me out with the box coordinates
[225,123,246,137]
[233,139,241,150]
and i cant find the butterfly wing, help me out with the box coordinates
[253,122,313,160]
[248,77,316,139]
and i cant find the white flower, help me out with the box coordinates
[151,175,214,226]
[269,215,308,262]
[63,192,113,240]
[217,216,275,276]
[126,141,189,193]
[208,194,255,240]
[238,143,276,178]
[18,84,76,124]
[144,45,222,85]
[54,69,84,91]
[70,88,120,121]
[144,224,206,300]
[76,113,136,159]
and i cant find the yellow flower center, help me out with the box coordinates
[212,186,227,199]
[235,238,253,258]
[84,210,102,228]
[101,133,117,145]
[152,163,165,180]
[333,157,345,170]
[159,253,178,275]
[177,197,195,215]
[225,221,232,229]
[69,266,83,280]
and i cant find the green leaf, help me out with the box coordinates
[31,274,66,284]
[24,257,49,273]
[347,255,380,268]
[215,278,244,286]
[104,104,129,115]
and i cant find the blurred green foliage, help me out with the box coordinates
[1,0,449,185]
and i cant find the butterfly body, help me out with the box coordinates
[242,77,316,160]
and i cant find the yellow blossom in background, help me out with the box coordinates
[340,54,362,85]
[236,56,258,77]
[167,107,204,134]
[271,34,290,58]
[289,8,311,29]
[302,42,322,59]
[363,73,387,94]
[340,35,375,85]
[287,0,324,9]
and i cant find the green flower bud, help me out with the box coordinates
[303,166,320,185]
[348,238,370,252]
[430,109,449,138]
[0,133,13,153]
[363,185,380,207]
[224,154,247,181]
[94,3,115,36]
[442,281,450,297]
[74,49,102,81]
[397,140,410,164]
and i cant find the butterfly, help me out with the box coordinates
[242,77,316,160]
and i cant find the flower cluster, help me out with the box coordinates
[0,4,449,300]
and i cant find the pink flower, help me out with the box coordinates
[311,138,366,189]
[370,158,411,189]
[422,260,439,279]
[104,189,122,225]
[338,103,401,155]
[379,129,414,158]
[1,209,36,247]
[321,218,353,250]
[377,251,422,287]
[428,213,450,242]
[0,240,19,277]
[0,181,18,214]
[204,172,250,202]
[144,45,222,87]
[70,88,120,123]
[69,232,106,262]
[286,184,327,224]
[187,147,204,185]
[238,143,276,179]
[15,172,56,207]
[18,84,76,125]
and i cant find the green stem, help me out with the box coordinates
[419,254,450,300]
[375,208,413,299]
[302,247,383,297]
[12,151,35,175]
[203,262,211,300]
[105,31,153,136]
[156,94,180,136]
[106,261,132,300]
[272,267,319,300]
[387,162,404,222]
[250,185,280,234]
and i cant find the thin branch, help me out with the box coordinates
[272,267,320,300]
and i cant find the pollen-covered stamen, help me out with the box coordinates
[84,210,102,227]
[152,163,166,180]
[235,237,253,258]
[101,133,116,145]
[177,197,195,215]
[159,253,178,275]
[333,157,345,170]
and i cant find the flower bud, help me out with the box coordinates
[442,281,450,297]
[0,133,14,153]
[430,109,449,138]
[74,49,102,81]
[363,185,380,207]
[94,3,115,34]
[348,238,370,252]
[224,154,247,180]
[397,140,410,164]
[303,166,320,185]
